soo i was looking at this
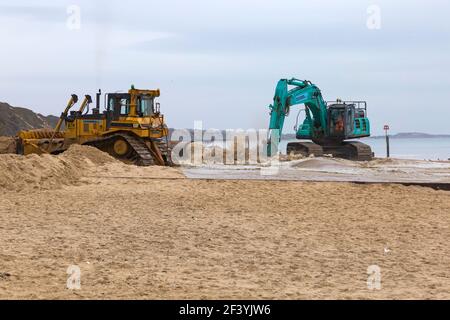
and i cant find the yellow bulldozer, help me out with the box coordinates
[16,85,172,166]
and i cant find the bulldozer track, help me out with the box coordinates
[123,134,155,166]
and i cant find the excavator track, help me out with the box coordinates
[286,141,324,157]
[85,133,157,166]
[286,141,373,161]
[323,141,373,161]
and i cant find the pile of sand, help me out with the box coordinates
[290,157,357,169]
[0,136,16,154]
[93,161,185,179]
[0,145,117,191]
[0,144,185,191]
[61,144,117,166]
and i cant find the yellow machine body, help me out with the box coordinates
[17,86,171,166]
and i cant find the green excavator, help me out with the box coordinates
[267,78,373,161]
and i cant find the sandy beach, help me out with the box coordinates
[1,146,450,299]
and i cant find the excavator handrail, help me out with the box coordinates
[326,100,367,109]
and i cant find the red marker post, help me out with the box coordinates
[384,125,390,158]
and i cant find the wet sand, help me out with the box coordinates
[183,157,450,184]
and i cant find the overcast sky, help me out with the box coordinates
[1,0,449,134]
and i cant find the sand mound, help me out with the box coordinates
[287,157,366,175]
[0,145,117,191]
[0,136,16,154]
[0,144,185,191]
[0,153,83,191]
[96,161,185,179]
[61,144,117,166]
[290,157,358,169]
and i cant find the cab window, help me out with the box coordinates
[138,96,154,116]
[330,109,345,134]
[119,98,129,115]
[108,94,130,119]
[346,107,354,133]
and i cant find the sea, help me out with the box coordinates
[280,138,450,161]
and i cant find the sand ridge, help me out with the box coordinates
[0,137,16,154]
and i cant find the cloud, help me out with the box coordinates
[0,4,64,21]
[0,0,449,134]
[131,26,450,55]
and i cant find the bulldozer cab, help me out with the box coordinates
[107,93,130,121]
[106,89,160,121]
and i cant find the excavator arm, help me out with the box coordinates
[267,78,328,156]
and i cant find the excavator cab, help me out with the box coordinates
[328,106,346,137]
[327,101,370,140]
